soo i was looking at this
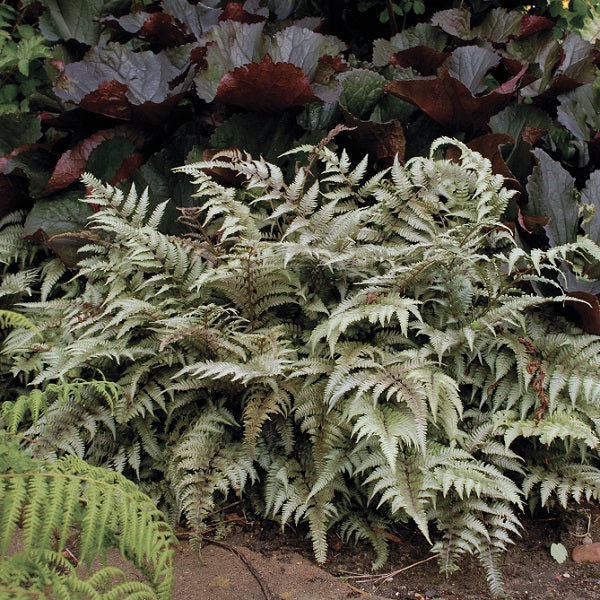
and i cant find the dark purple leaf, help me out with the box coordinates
[557,84,600,140]
[194,22,345,107]
[390,46,450,75]
[219,2,267,24]
[385,65,528,135]
[565,292,600,335]
[216,55,319,111]
[342,110,405,168]
[581,170,600,244]
[516,14,555,39]
[0,175,30,218]
[101,11,195,46]
[373,24,447,67]
[45,126,146,194]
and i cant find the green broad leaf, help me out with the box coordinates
[133,120,207,232]
[582,171,600,245]
[297,102,341,132]
[557,84,600,141]
[489,104,552,140]
[266,0,295,20]
[550,542,568,564]
[489,104,552,182]
[0,113,41,155]
[86,138,136,182]
[431,8,473,40]
[23,190,93,267]
[39,0,128,45]
[2,147,55,197]
[209,112,296,164]
[444,46,500,95]
[472,7,522,43]
[526,148,578,247]
[370,94,416,124]
[339,69,387,120]
[372,23,447,67]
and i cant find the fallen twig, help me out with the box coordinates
[204,538,284,600]
[342,581,371,596]
[339,553,441,590]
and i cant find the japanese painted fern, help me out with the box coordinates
[2,138,600,598]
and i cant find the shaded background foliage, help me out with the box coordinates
[1,0,599,298]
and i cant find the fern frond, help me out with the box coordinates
[0,309,40,336]
[0,433,174,599]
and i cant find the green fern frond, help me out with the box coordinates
[0,432,174,599]
[0,309,40,336]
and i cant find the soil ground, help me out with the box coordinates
[15,503,600,599]
[160,504,600,600]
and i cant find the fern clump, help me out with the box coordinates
[2,137,600,597]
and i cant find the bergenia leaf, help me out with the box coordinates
[557,34,597,82]
[0,147,56,198]
[373,24,447,67]
[472,7,522,43]
[0,175,29,218]
[215,55,320,111]
[195,23,345,108]
[265,26,346,80]
[581,170,600,245]
[194,21,266,102]
[444,46,500,95]
[507,31,560,96]
[0,114,41,155]
[390,46,450,76]
[162,0,222,41]
[38,0,121,45]
[386,64,528,135]
[339,69,387,120]
[45,126,146,194]
[557,84,600,140]
[219,1,268,24]
[489,104,552,141]
[101,11,195,46]
[526,148,578,246]
[431,8,473,40]
[54,43,191,120]
[23,190,93,267]
[343,111,406,167]
[209,112,296,163]
[515,14,555,39]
